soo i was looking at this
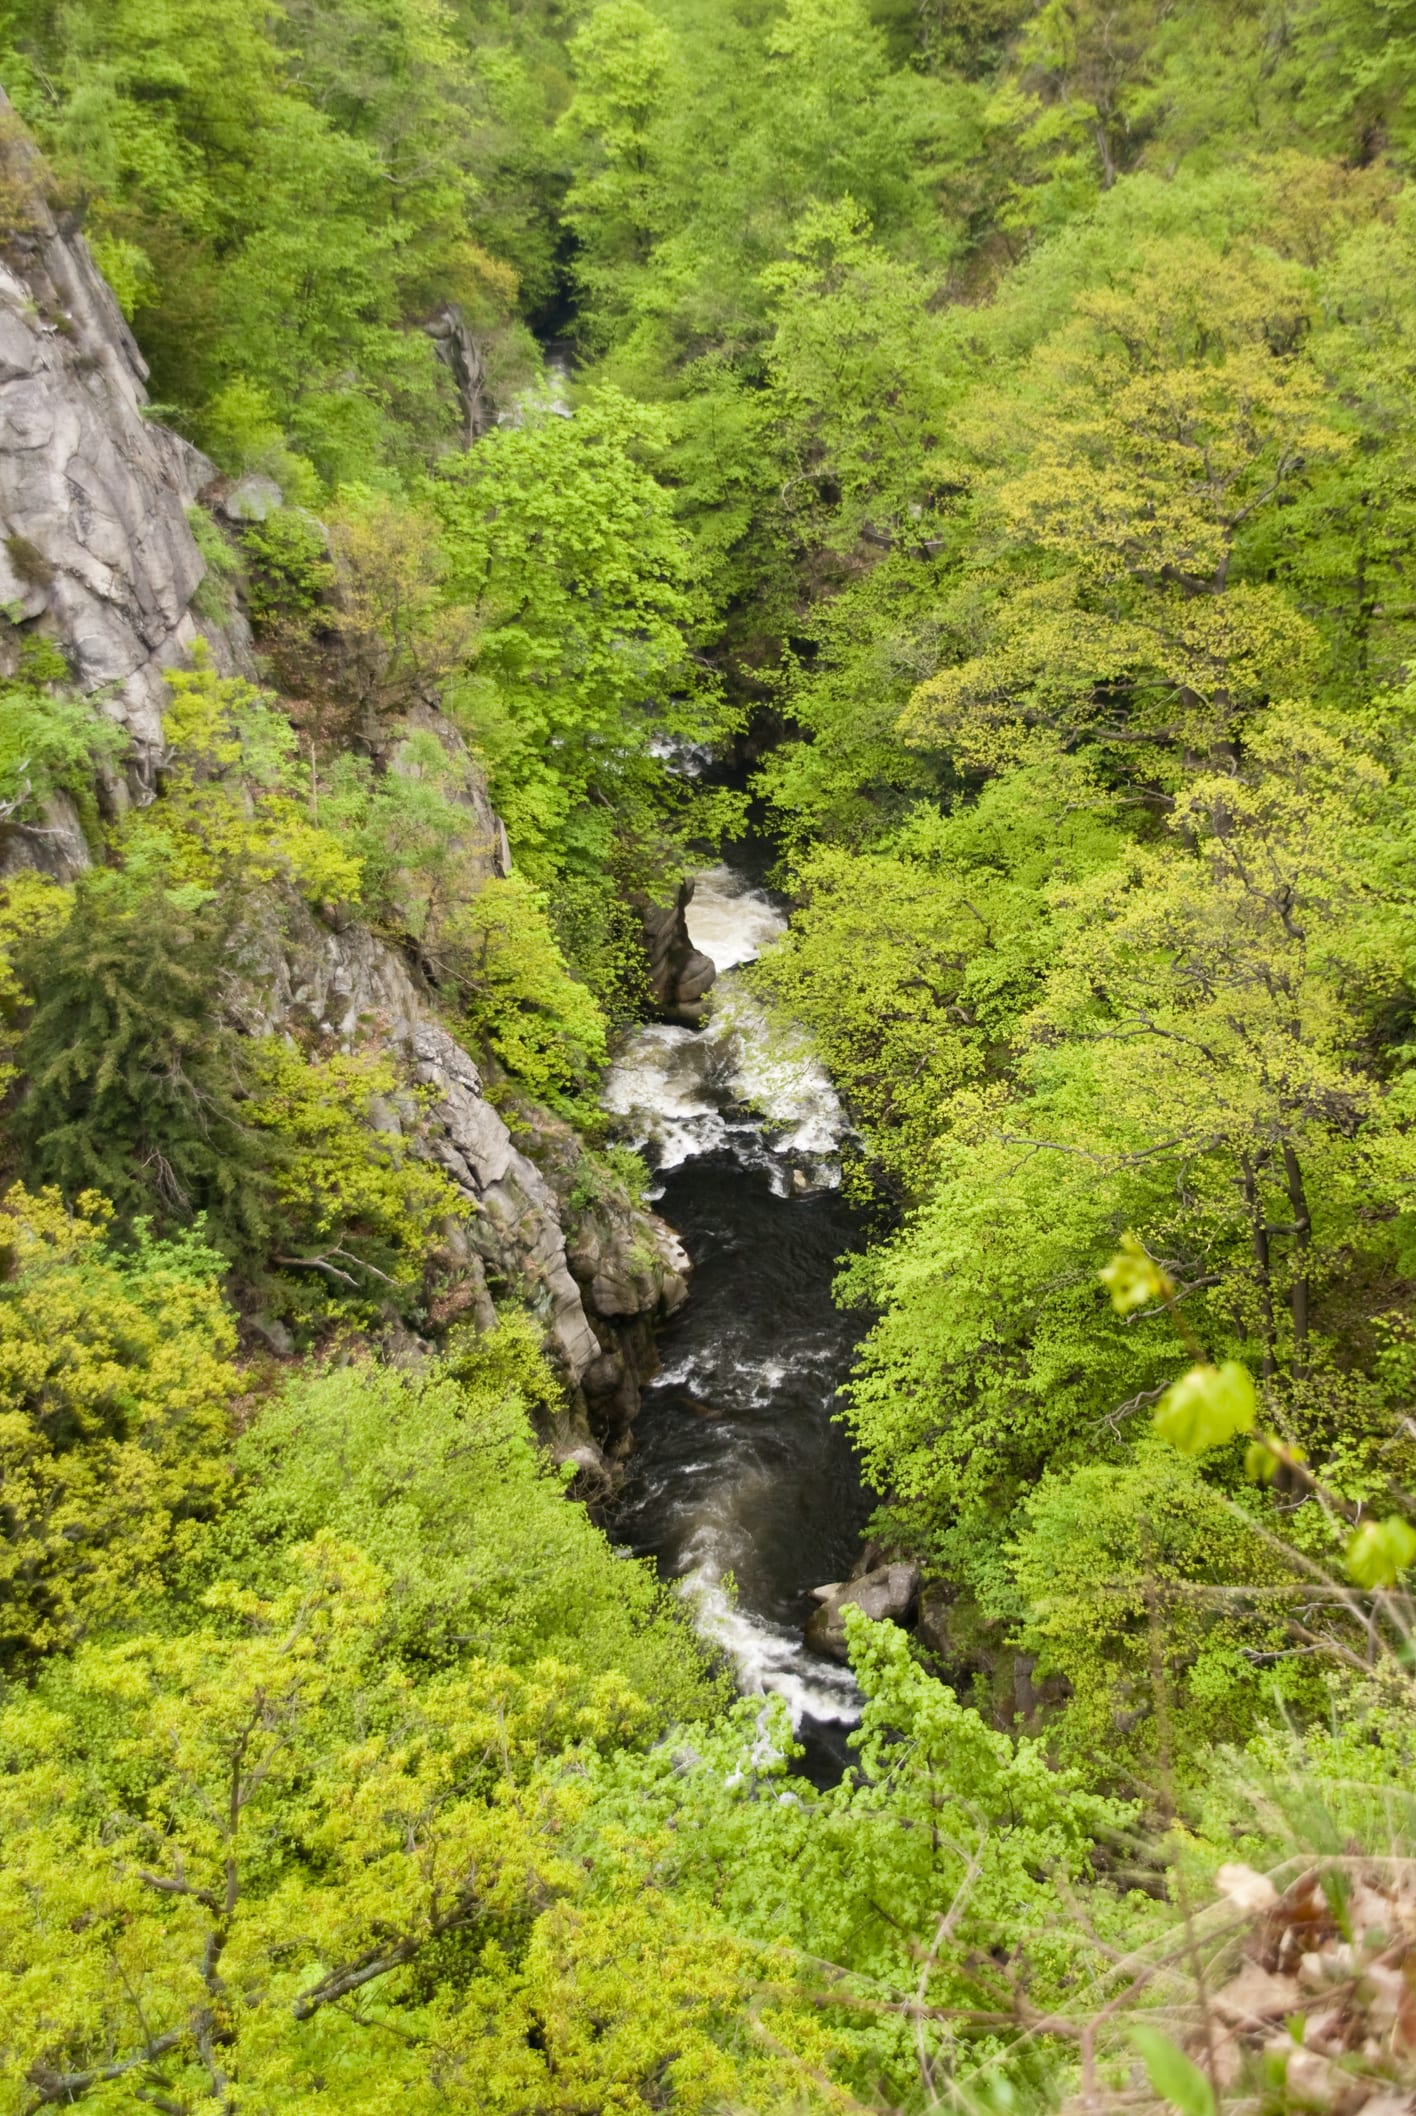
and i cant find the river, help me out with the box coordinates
[602,864,874,1777]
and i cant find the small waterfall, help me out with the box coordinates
[603,863,870,1761]
[500,347,574,426]
[602,866,846,1195]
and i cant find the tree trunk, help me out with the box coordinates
[1282,1141,1312,1378]
[1241,1152,1278,1380]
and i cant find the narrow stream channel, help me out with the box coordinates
[603,865,875,1777]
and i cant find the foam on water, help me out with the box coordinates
[600,1023,730,1171]
[500,349,574,425]
[601,866,846,1193]
[684,863,787,971]
[682,1572,862,1726]
[649,732,718,779]
[603,869,868,1750]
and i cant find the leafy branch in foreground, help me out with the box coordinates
[1105,1233,1416,1598]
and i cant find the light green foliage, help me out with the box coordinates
[1011,1445,1304,1770]
[0,642,125,843]
[433,388,718,880]
[0,1541,625,2112]
[760,202,953,550]
[557,0,680,322]
[754,547,955,853]
[985,0,1169,232]
[552,0,979,614]
[12,0,1416,2101]
[1195,1668,1416,1872]
[238,506,335,633]
[0,1184,237,1667]
[213,1333,721,1721]
[451,874,609,1105]
[837,1124,1183,1590]
[245,1042,464,1320]
[1153,1362,1257,1455]
[798,698,1416,1621]
[1343,1515,1416,1590]
[0,872,69,1094]
[753,753,1127,1188]
[129,652,362,905]
[213,104,444,486]
[736,103,1413,1819]
[568,1141,653,1211]
[0,1374,841,2112]
[1101,1231,1173,1316]
[186,506,244,625]
[584,1614,1144,2106]
[1131,2026,1216,2116]
[903,242,1343,771]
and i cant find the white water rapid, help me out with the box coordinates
[603,865,869,1762]
[602,866,846,1196]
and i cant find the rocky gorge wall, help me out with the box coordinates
[233,894,688,1480]
[0,91,685,1478]
[0,87,254,868]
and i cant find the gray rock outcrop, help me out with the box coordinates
[511,1105,689,1455]
[805,1561,921,1664]
[639,878,717,1023]
[0,88,253,843]
[218,475,284,526]
[424,304,491,448]
[233,895,688,1457]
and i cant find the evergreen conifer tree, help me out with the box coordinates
[15,876,270,1260]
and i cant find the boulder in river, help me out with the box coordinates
[638,878,717,1023]
[804,1561,920,1663]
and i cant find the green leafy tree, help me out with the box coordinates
[245,1043,464,1321]
[582,1614,1143,2108]
[433,388,716,879]
[0,874,70,1096]
[129,653,362,906]
[213,1333,721,1720]
[556,0,680,344]
[0,645,125,852]
[0,1540,611,2112]
[903,242,1343,772]
[449,874,609,1105]
[2,0,520,483]
[0,1184,237,1666]
[1010,1443,1305,1774]
[753,752,1126,1189]
[760,202,954,551]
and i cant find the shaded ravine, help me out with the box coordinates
[603,866,874,1776]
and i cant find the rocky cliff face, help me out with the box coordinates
[0,93,683,1469]
[0,89,253,864]
[234,896,687,1477]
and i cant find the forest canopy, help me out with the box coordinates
[5,0,1416,2109]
